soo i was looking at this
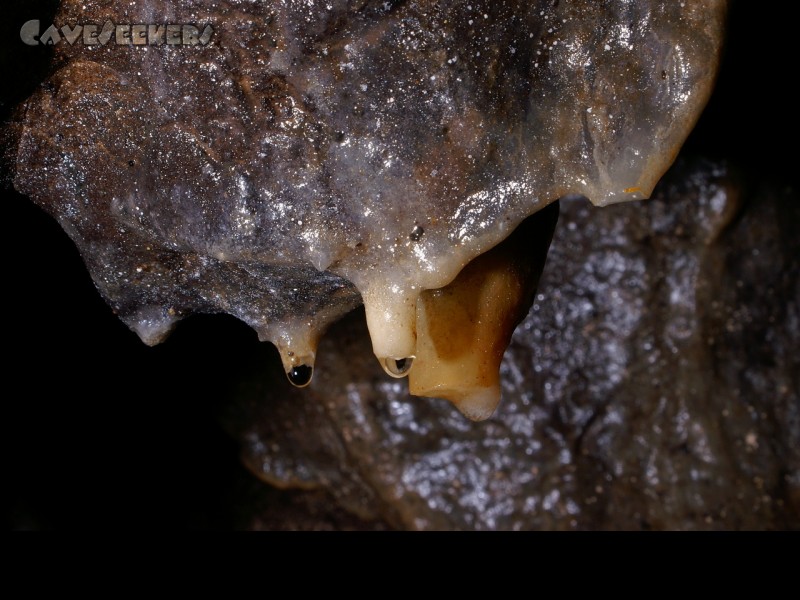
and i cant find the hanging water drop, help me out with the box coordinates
[383,357,414,378]
[287,364,313,387]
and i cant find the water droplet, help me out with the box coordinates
[287,364,313,388]
[383,357,414,378]
[409,225,424,242]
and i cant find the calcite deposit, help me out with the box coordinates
[6,0,725,418]
[226,159,800,530]
[5,0,798,532]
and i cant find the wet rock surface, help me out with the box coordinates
[7,155,796,530]
[6,0,724,373]
[4,0,798,529]
[226,159,799,529]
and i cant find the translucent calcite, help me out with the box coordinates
[8,0,725,413]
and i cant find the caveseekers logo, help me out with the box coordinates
[20,19,214,47]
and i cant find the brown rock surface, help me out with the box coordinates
[5,1,797,530]
[6,0,724,371]
[227,159,799,529]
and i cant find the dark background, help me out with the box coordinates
[2,0,793,529]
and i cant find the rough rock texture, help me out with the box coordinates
[7,0,725,369]
[8,1,796,530]
[226,159,799,530]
